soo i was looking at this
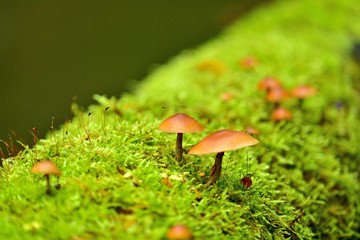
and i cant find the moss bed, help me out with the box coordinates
[1,0,360,239]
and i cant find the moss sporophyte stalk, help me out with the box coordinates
[1,0,360,239]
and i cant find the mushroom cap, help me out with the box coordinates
[266,87,289,102]
[166,224,193,240]
[31,160,62,176]
[271,107,292,121]
[188,129,259,155]
[159,113,204,133]
[257,77,282,91]
[239,56,257,70]
[290,85,317,99]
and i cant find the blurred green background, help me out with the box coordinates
[0,0,269,151]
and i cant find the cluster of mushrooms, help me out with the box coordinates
[159,113,259,185]
[257,77,317,122]
[30,113,259,195]
[29,72,315,195]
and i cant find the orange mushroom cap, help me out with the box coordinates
[188,129,259,155]
[257,77,282,91]
[266,87,289,102]
[271,107,292,121]
[31,160,62,176]
[239,56,257,70]
[166,224,193,240]
[159,113,204,133]
[290,85,317,99]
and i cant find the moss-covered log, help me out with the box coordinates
[1,0,359,239]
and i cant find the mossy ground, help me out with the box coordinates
[1,0,360,239]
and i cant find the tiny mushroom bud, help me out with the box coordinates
[257,77,282,93]
[189,129,259,185]
[220,92,235,102]
[159,113,204,163]
[271,107,292,122]
[166,224,193,240]
[239,56,257,70]
[240,176,253,189]
[31,160,61,195]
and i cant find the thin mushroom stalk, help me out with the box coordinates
[159,113,204,164]
[206,152,224,185]
[45,174,52,195]
[175,133,183,163]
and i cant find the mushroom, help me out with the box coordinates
[239,56,257,70]
[271,107,292,122]
[257,77,282,93]
[240,176,252,189]
[188,129,259,185]
[290,85,317,107]
[166,224,193,240]
[31,160,62,195]
[159,113,204,163]
[266,86,289,107]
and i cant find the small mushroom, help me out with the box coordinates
[220,92,235,102]
[257,77,282,93]
[271,107,292,122]
[240,176,252,189]
[239,56,257,70]
[159,113,204,163]
[166,224,193,240]
[266,86,289,107]
[31,160,62,195]
[188,129,259,185]
[290,85,317,107]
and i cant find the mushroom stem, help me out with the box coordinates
[298,98,304,108]
[206,152,224,185]
[45,174,52,195]
[175,133,183,163]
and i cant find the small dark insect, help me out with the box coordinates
[240,176,252,188]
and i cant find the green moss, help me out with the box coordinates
[1,0,360,239]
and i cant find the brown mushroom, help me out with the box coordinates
[266,86,289,107]
[271,107,292,122]
[31,160,61,195]
[239,56,257,70]
[290,85,317,107]
[159,113,204,163]
[240,176,253,189]
[188,129,259,185]
[257,77,282,93]
[166,224,193,240]
[290,85,317,99]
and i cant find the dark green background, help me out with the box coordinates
[0,1,268,150]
